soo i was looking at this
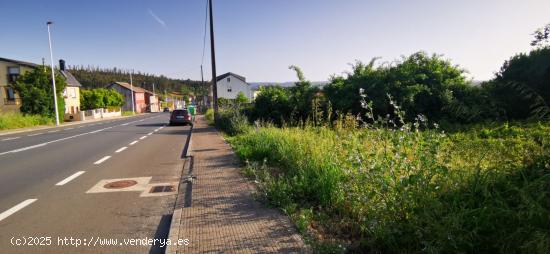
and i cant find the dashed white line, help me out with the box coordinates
[129,140,138,145]
[48,130,59,133]
[121,123,129,126]
[94,156,111,165]
[147,132,153,136]
[139,136,147,140]
[0,199,37,222]
[115,147,127,153]
[55,171,86,186]
[2,137,20,141]
[27,133,42,137]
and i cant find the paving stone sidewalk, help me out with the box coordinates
[173,116,306,253]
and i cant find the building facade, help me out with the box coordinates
[0,57,38,113]
[107,82,147,113]
[59,60,82,121]
[216,72,252,100]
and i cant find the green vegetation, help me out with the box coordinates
[80,88,124,110]
[68,66,209,98]
[205,108,215,125]
[0,112,53,130]
[14,67,66,122]
[214,30,550,252]
[229,118,549,253]
[121,111,135,116]
[235,91,249,104]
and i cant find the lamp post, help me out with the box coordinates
[46,21,60,126]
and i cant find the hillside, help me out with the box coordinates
[68,66,209,97]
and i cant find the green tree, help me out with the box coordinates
[324,52,468,123]
[235,91,249,104]
[14,67,66,121]
[252,86,292,125]
[80,88,124,110]
[489,46,550,120]
[531,23,550,48]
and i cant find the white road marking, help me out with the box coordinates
[147,132,153,136]
[121,123,129,126]
[2,137,20,141]
[77,126,84,128]
[55,171,86,186]
[94,156,111,165]
[0,199,37,222]
[27,133,42,137]
[115,147,127,153]
[48,130,59,133]
[139,136,147,140]
[129,140,138,145]
[0,127,111,156]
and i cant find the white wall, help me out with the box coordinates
[216,74,252,100]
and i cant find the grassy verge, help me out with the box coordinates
[227,122,550,253]
[121,111,136,116]
[0,112,53,130]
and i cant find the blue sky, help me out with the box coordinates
[0,0,549,82]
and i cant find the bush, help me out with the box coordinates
[215,109,251,136]
[14,67,66,121]
[0,112,53,130]
[205,108,214,125]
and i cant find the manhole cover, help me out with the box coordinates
[149,185,175,193]
[104,180,138,189]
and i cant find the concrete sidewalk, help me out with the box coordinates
[168,116,305,253]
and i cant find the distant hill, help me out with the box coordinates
[68,65,209,97]
[249,81,329,90]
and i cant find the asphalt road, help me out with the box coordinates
[0,113,190,253]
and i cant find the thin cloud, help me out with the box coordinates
[148,9,167,28]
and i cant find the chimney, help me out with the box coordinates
[59,59,66,71]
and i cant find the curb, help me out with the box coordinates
[0,113,151,137]
[165,124,194,254]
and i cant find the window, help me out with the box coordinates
[7,67,20,75]
[7,67,20,83]
[228,87,232,92]
[5,87,15,100]
[227,77,230,82]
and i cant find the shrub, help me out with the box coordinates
[205,108,215,125]
[215,109,251,136]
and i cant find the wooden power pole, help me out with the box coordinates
[209,0,219,118]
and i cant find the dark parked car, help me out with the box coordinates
[163,107,170,112]
[169,109,192,126]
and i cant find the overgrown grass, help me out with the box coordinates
[0,112,53,130]
[228,121,550,253]
[121,111,135,116]
[205,108,215,125]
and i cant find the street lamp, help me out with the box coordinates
[46,21,60,126]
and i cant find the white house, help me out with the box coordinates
[216,72,252,100]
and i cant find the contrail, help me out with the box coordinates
[148,9,166,28]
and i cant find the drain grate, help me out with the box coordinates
[104,180,138,189]
[149,185,175,193]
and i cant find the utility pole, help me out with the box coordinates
[130,70,135,115]
[46,21,60,126]
[209,0,219,118]
[152,83,156,112]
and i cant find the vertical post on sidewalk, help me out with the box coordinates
[209,0,219,120]
[47,21,60,126]
[130,70,135,115]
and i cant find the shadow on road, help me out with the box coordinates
[149,214,172,254]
